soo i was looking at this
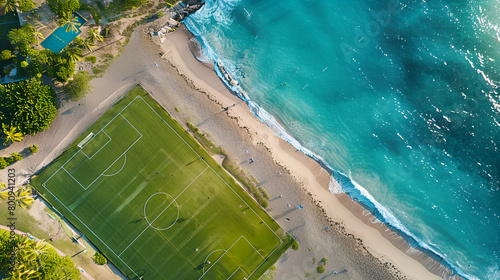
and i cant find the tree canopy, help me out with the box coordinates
[0,78,57,135]
[20,49,76,82]
[65,71,93,100]
[0,229,81,279]
[47,0,80,20]
[0,0,34,12]
[8,24,39,55]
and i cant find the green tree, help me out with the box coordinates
[13,186,34,209]
[2,124,24,145]
[64,47,82,62]
[1,0,18,13]
[17,0,34,11]
[0,50,13,61]
[317,265,325,274]
[83,39,95,51]
[0,230,81,279]
[65,71,93,100]
[47,0,80,19]
[0,158,8,169]
[0,78,57,135]
[58,16,81,32]
[8,24,39,55]
[86,28,103,44]
[123,0,146,9]
[54,60,75,82]
[92,252,107,265]
[32,28,44,45]
[8,263,40,279]
[73,37,84,47]
[29,144,38,153]
[11,152,22,161]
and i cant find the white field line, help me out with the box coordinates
[62,167,85,189]
[136,94,284,276]
[102,154,126,177]
[78,132,95,149]
[42,96,144,188]
[206,167,283,244]
[227,267,248,280]
[198,236,243,280]
[119,167,209,257]
[75,115,142,190]
[242,236,265,260]
[137,94,282,242]
[81,131,112,160]
[44,93,283,278]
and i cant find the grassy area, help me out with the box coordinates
[186,122,270,209]
[32,85,291,279]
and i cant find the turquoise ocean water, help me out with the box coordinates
[183,0,500,279]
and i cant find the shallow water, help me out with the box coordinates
[184,0,500,279]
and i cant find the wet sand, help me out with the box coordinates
[0,20,459,279]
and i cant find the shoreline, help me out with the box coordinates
[154,24,463,280]
[0,20,463,279]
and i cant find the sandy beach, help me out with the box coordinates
[149,23,463,280]
[0,17,461,279]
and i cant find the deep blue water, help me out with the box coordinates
[184,0,500,279]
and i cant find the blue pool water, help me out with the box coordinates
[41,13,86,53]
[184,0,500,279]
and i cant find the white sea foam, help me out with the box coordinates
[182,3,475,279]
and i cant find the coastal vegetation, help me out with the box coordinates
[92,252,107,265]
[0,229,81,279]
[0,0,173,157]
[0,78,57,136]
[29,144,38,153]
[0,150,27,169]
[0,0,35,12]
[65,71,93,100]
[317,265,325,274]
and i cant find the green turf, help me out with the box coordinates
[31,85,292,280]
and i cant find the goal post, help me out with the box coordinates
[77,132,95,149]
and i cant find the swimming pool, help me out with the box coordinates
[41,13,87,53]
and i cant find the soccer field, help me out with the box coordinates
[32,85,291,280]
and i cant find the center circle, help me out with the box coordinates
[144,192,179,231]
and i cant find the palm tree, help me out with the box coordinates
[83,39,95,51]
[20,239,51,269]
[1,0,18,13]
[14,186,34,209]
[32,29,44,45]
[1,186,35,209]
[7,263,40,280]
[58,16,81,33]
[64,47,82,62]
[3,124,24,145]
[87,28,103,44]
